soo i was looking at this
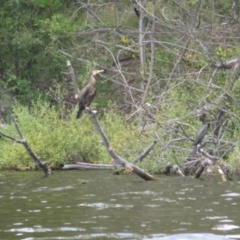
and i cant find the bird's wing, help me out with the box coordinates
[78,85,90,105]
[193,123,209,145]
[86,88,96,104]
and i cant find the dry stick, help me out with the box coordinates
[133,132,159,163]
[62,162,121,170]
[193,147,226,181]
[199,148,226,182]
[0,115,51,176]
[59,50,103,69]
[67,60,80,98]
[141,3,156,106]
[88,109,156,181]
[164,163,185,177]
[169,39,191,80]
[84,4,103,23]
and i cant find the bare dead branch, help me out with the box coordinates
[193,157,226,181]
[191,0,202,28]
[133,132,159,163]
[67,60,80,99]
[137,0,147,88]
[211,57,240,69]
[63,162,122,170]
[95,40,139,54]
[0,131,21,143]
[88,109,156,180]
[199,148,219,161]
[84,4,103,23]
[141,4,156,105]
[0,115,52,176]
[169,39,191,79]
[59,50,103,69]
[164,163,185,177]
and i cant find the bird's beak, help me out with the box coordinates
[96,70,104,74]
[92,69,105,76]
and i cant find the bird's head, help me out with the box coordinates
[91,69,104,76]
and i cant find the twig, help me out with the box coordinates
[133,132,159,163]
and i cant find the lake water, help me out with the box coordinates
[0,170,240,240]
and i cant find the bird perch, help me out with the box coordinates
[87,108,156,180]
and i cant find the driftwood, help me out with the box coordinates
[0,115,52,176]
[164,163,185,177]
[184,146,226,181]
[63,162,122,170]
[88,108,156,180]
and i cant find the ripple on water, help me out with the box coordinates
[78,202,134,210]
[1,172,240,240]
[212,224,240,231]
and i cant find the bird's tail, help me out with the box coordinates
[76,104,85,119]
[76,109,83,119]
[191,145,197,155]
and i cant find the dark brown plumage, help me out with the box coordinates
[191,114,209,155]
[76,69,104,119]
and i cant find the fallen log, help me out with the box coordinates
[63,162,122,170]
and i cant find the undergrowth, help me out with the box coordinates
[0,101,156,171]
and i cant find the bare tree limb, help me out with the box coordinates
[88,108,156,180]
[63,162,121,170]
[211,57,240,70]
[0,115,52,176]
[141,3,156,105]
[133,132,159,163]
[59,50,103,69]
[164,163,185,177]
[67,60,80,99]
[83,4,103,23]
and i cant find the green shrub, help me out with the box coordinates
[0,101,147,170]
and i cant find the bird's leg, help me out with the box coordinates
[85,106,97,114]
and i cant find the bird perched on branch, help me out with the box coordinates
[191,113,210,155]
[76,69,104,119]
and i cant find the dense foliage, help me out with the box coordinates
[1,0,240,173]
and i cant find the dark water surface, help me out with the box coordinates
[0,171,240,240]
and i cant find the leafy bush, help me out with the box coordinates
[0,101,147,170]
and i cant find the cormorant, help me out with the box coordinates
[191,114,210,155]
[76,69,104,119]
